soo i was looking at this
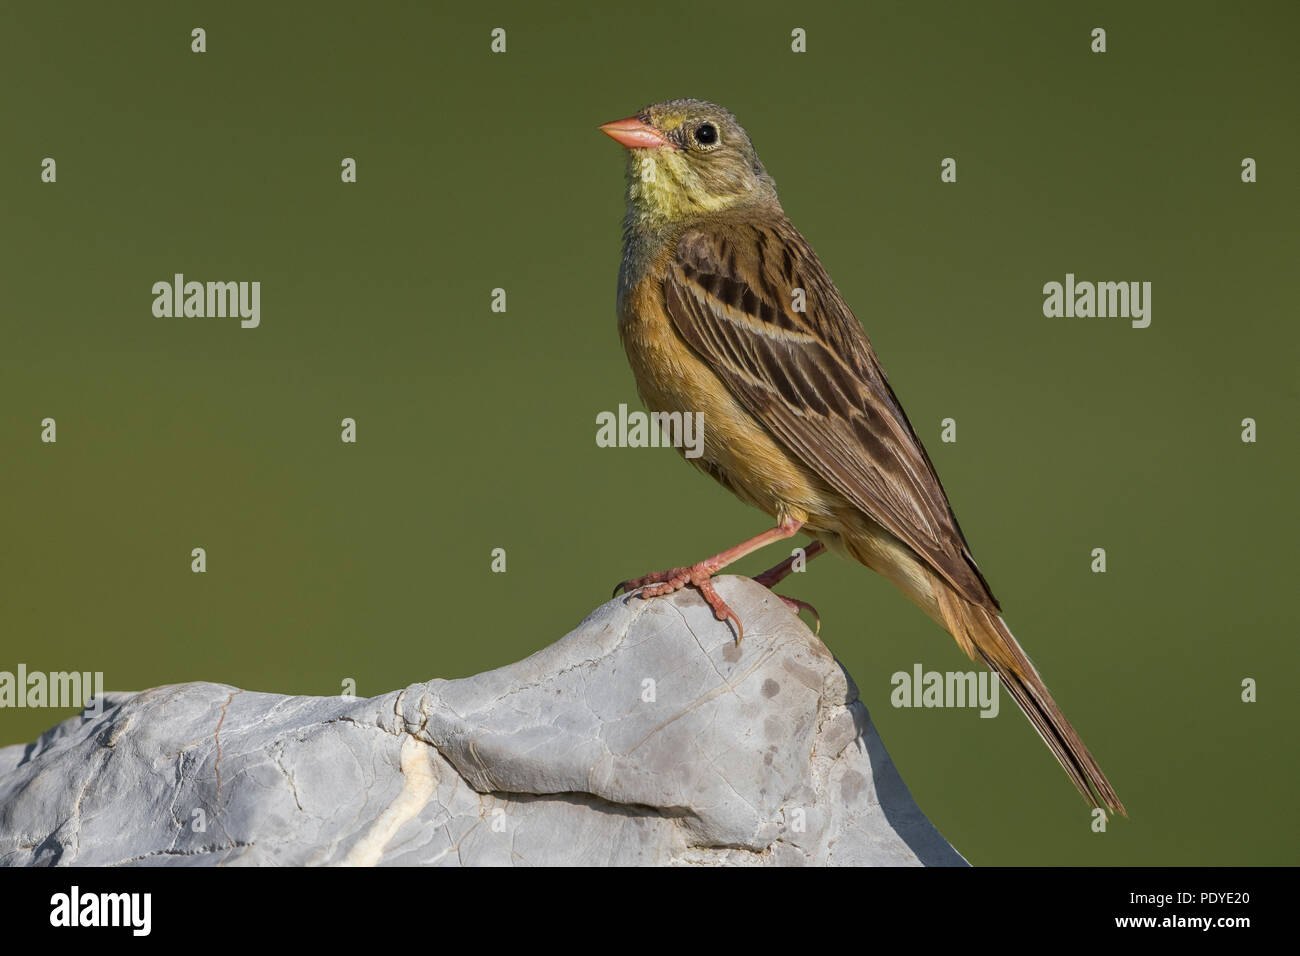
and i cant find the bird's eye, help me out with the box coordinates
[693,123,718,146]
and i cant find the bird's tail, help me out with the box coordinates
[931,580,1127,816]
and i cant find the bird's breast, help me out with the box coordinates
[617,270,838,527]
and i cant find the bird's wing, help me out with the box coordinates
[663,215,997,609]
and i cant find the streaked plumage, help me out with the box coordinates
[603,98,1124,815]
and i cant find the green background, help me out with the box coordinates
[2,1,1295,865]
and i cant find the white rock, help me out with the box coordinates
[0,577,964,866]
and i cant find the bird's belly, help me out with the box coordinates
[618,283,838,527]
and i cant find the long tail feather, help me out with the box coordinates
[932,579,1126,816]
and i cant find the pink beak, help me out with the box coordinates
[599,117,677,150]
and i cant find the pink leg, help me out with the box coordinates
[614,517,804,642]
[753,541,827,634]
[753,540,826,588]
[772,594,823,635]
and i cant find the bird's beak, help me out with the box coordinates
[599,117,677,150]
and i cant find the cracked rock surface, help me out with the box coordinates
[0,577,965,866]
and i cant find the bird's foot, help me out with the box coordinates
[753,540,826,588]
[612,520,810,645]
[752,540,825,633]
[772,594,822,635]
[613,563,744,641]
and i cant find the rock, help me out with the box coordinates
[0,577,965,866]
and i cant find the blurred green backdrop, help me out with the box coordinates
[2,0,1296,865]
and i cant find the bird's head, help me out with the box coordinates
[600,98,778,229]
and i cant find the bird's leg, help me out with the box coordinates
[753,540,826,588]
[613,517,804,642]
[753,540,827,633]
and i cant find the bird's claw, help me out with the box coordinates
[774,595,821,635]
[612,563,744,642]
[613,566,690,598]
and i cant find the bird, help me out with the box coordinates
[600,98,1126,816]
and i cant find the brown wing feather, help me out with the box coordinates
[664,215,998,610]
